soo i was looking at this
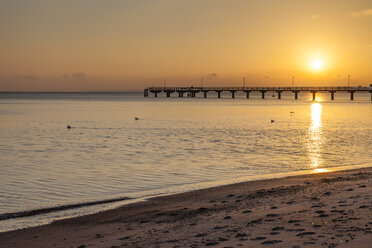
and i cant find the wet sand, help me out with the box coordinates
[1,167,372,248]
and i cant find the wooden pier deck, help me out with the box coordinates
[144,86,372,100]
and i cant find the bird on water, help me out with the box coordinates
[67,125,71,129]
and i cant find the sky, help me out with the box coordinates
[0,0,372,91]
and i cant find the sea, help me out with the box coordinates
[0,91,371,232]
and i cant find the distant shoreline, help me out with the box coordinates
[0,91,143,93]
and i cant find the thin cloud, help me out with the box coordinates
[206,73,218,79]
[23,75,38,80]
[72,72,87,80]
[351,8,372,17]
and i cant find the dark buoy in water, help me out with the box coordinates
[67,125,71,129]
[271,119,275,123]
[135,117,139,120]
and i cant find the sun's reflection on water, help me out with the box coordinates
[312,168,330,173]
[307,103,323,169]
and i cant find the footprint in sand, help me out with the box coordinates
[261,240,282,245]
[288,219,302,224]
[318,213,329,218]
[272,226,285,231]
[235,233,248,238]
[214,225,228,230]
[251,236,267,241]
[248,218,263,225]
[205,241,219,246]
[331,209,345,213]
[218,237,229,242]
[266,214,278,218]
[296,231,316,237]
[118,236,130,240]
[303,241,316,245]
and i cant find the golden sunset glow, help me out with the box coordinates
[311,59,323,71]
[0,1,372,91]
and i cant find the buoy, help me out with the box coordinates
[290,111,294,116]
[135,117,139,120]
[67,125,71,129]
[271,120,275,123]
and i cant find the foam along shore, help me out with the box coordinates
[1,167,372,248]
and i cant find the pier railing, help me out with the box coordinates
[146,86,371,91]
[144,86,372,100]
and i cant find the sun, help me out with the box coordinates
[311,59,323,70]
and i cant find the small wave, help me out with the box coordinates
[0,196,132,221]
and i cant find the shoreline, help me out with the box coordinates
[1,166,372,247]
[1,163,370,232]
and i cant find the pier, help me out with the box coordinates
[144,86,372,100]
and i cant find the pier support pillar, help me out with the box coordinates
[329,91,335,100]
[370,91,372,101]
[231,91,235,98]
[144,89,148,97]
[217,91,221,98]
[178,92,184,98]
[349,91,355,100]
[260,91,267,99]
[311,91,317,101]
[245,91,251,99]
[277,91,283,100]
[166,91,170,97]
[203,91,207,98]
[292,91,299,100]
[154,92,158,97]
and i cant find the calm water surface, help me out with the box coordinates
[0,92,371,231]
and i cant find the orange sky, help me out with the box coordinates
[1,0,372,91]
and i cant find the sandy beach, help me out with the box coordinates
[1,167,372,248]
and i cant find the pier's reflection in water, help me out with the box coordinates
[308,102,323,169]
